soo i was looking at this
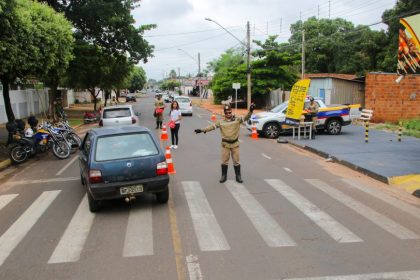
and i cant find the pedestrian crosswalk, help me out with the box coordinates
[0,178,419,267]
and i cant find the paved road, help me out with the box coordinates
[0,94,420,280]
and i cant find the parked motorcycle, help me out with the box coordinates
[9,122,71,164]
[83,109,101,124]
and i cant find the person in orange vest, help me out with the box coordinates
[194,103,255,183]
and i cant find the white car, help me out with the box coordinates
[99,105,140,127]
[174,96,193,116]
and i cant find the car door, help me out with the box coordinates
[79,132,93,183]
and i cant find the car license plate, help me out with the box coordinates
[120,185,143,195]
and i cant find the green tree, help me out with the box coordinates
[128,66,147,93]
[169,69,177,79]
[0,0,74,122]
[160,80,181,91]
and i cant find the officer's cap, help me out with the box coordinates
[224,105,232,112]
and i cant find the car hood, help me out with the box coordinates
[252,111,281,119]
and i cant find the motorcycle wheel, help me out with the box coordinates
[52,141,71,159]
[10,145,29,164]
[66,133,81,154]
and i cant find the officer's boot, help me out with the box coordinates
[234,165,243,183]
[219,164,228,183]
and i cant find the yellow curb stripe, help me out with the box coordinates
[389,174,420,194]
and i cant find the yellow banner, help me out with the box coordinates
[285,79,311,126]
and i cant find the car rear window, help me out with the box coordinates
[176,98,190,103]
[103,108,131,118]
[95,133,159,161]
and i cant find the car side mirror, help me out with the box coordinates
[135,112,140,117]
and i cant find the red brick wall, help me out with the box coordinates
[365,73,420,123]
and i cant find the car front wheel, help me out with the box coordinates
[326,119,342,135]
[263,122,281,139]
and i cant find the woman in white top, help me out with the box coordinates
[169,101,182,149]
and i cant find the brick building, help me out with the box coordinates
[365,73,420,123]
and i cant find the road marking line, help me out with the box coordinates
[306,179,419,240]
[186,255,203,280]
[0,194,18,211]
[262,153,272,159]
[56,156,79,176]
[206,120,213,125]
[182,181,230,251]
[342,178,420,220]
[48,195,95,263]
[225,180,296,247]
[239,139,243,143]
[3,177,79,187]
[168,186,186,280]
[282,270,420,279]
[266,179,362,243]
[0,190,61,267]
[284,168,293,173]
[123,206,153,257]
[196,113,203,118]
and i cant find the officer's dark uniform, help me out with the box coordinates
[195,104,254,183]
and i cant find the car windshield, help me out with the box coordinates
[176,98,190,103]
[95,133,159,161]
[270,102,288,113]
[103,108,131,118]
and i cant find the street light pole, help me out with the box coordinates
[205,18,252,109]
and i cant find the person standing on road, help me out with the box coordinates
[154,94,165,129]
[194,103,255,183]
[306,96,319,139]
[169,101,182,149]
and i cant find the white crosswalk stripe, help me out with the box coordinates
[0,191,61,267]
[48,195,95,264]
[123,205,153,257]
[282,270,420,280]
[266,179,363,243]
[306,179,420,240]
[225,180,296,247]
[342,178,420,220]
[0,194,18,211]
[182,181,230,251]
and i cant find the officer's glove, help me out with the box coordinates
[194,129,202,134]
[249,103,255,113]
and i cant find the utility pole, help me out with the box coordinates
[246,21,251,110]
[301,30,305,79]
[198,52,202,101]
[329,0,331,18]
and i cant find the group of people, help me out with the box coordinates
[154,94,181,149]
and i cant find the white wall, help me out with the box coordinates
[0,89,49,123]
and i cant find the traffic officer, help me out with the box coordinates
[194,103,255,183]
[154,94,165,129]
[306,96,319,139]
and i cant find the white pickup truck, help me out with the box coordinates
[245,97,361,138]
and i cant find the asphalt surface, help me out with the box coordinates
[281,125,420,184]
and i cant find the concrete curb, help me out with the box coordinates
[0,158,11,171]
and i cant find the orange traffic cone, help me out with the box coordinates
[160,124,169,141]
[165,147,176,174]
[211,113,216,122]
[251,124,258,139]
[165,146,171,159]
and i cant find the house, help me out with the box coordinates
[304,73,365,107]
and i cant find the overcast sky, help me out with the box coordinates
[132,0,397,80]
